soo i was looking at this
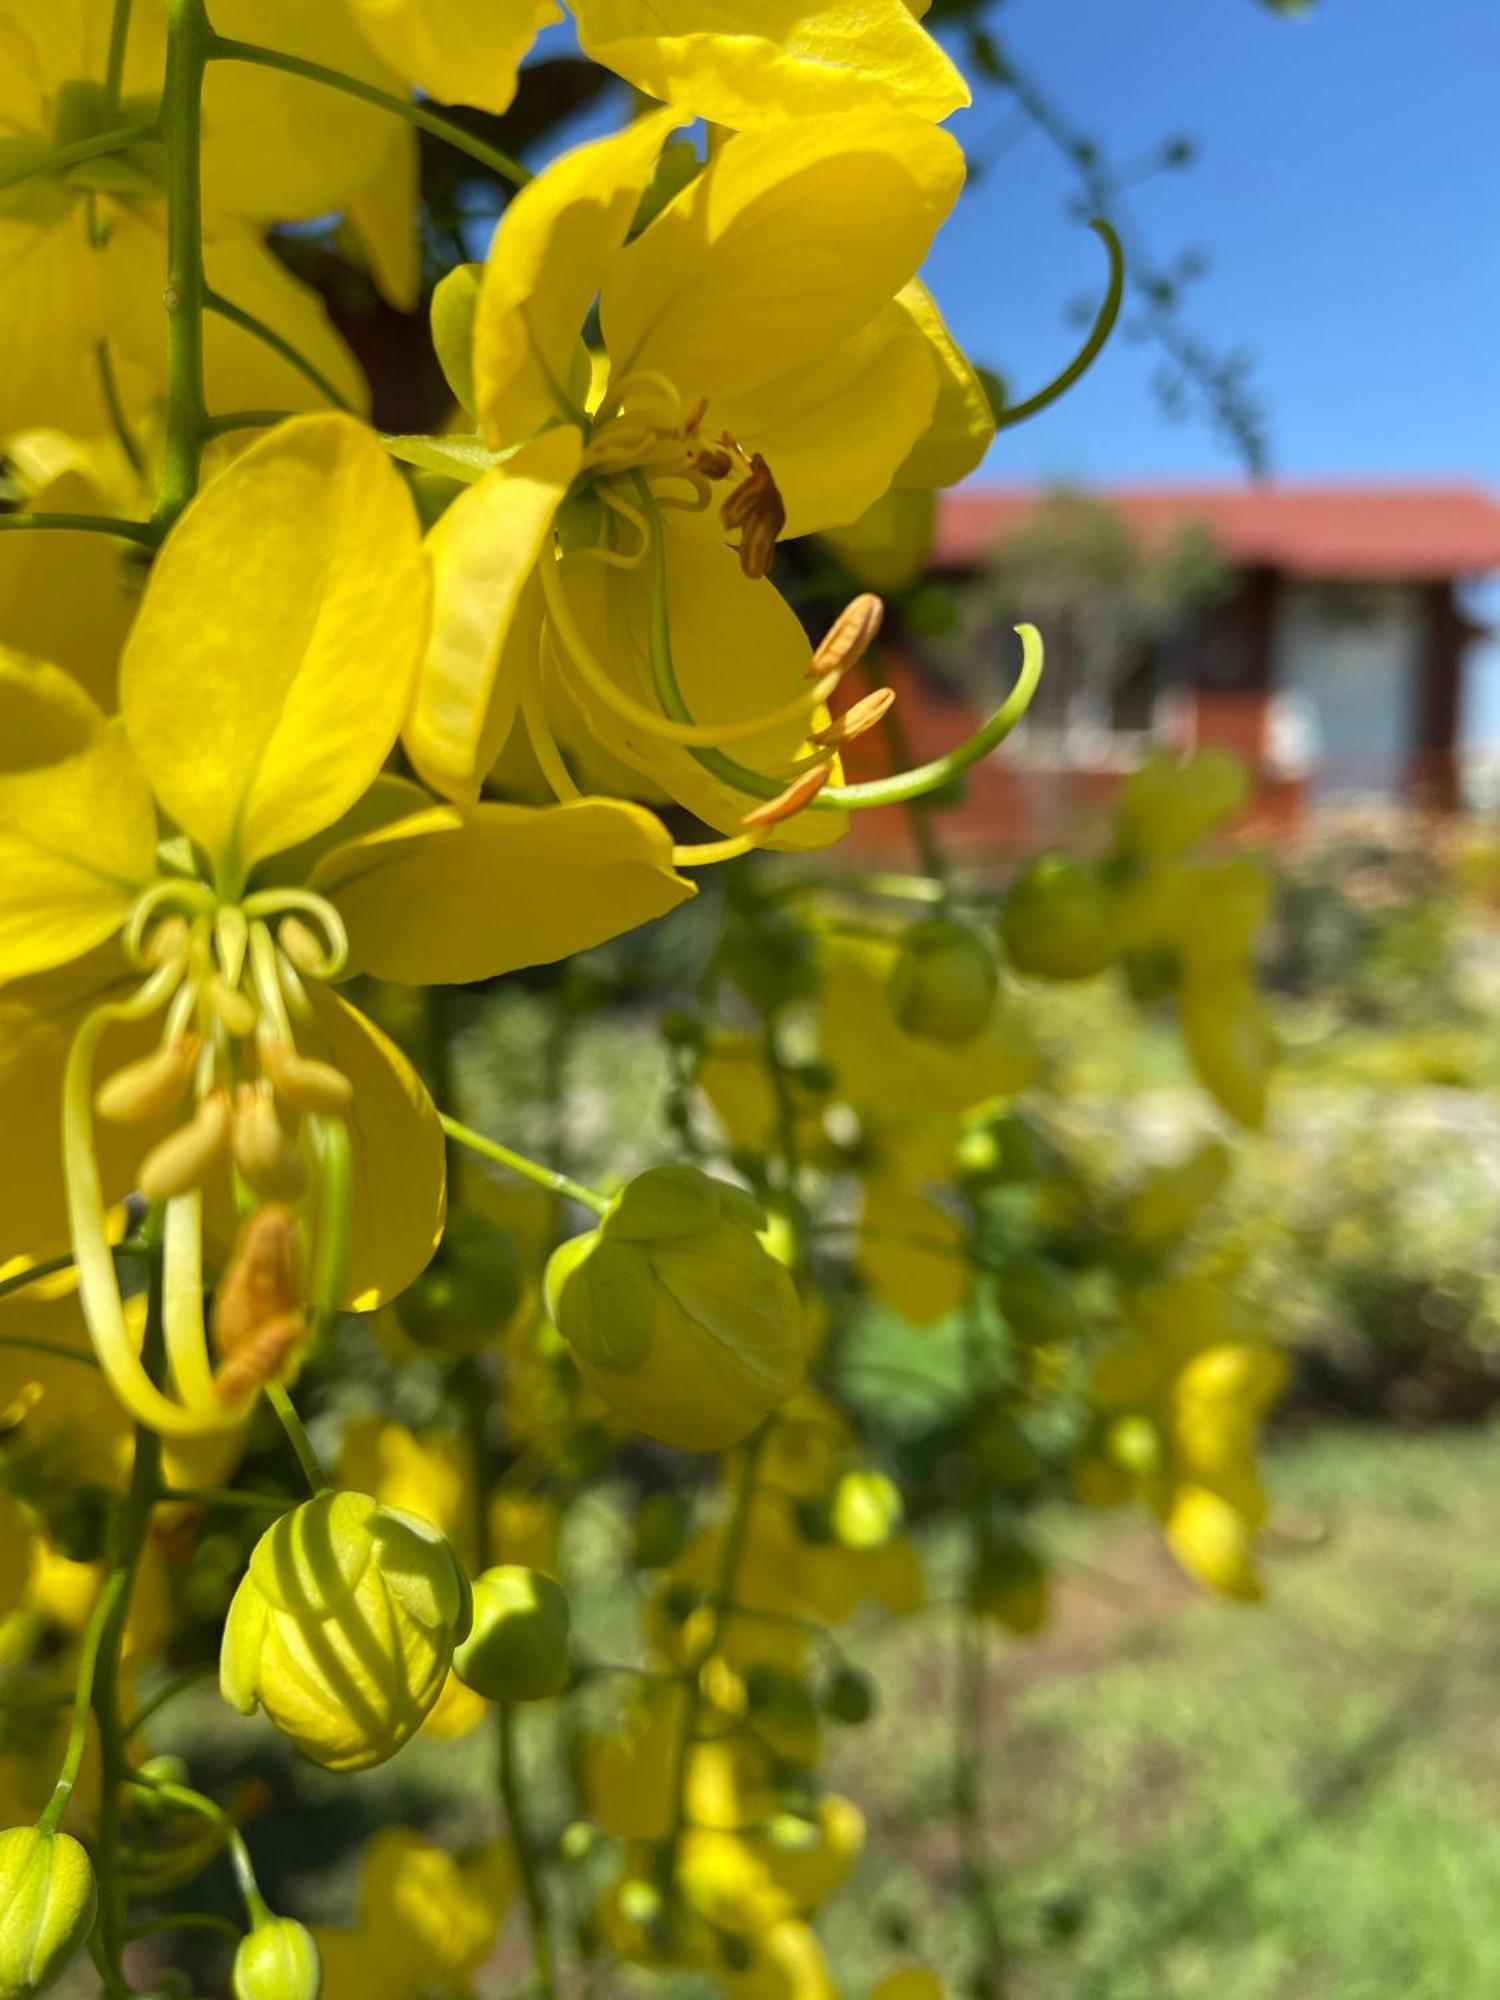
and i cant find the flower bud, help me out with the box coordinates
[885,921,998,1043]
[1001,858,1118,982]
[452,1565,571,1703]
[544,1166,807,1450]
[396,1213,527,1357]
[232,1920,322,2000]
[0,1828,97,2000]
[220,1492,471,1772]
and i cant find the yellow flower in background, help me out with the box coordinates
[405,109,985,847]
[312,1829,515,2000]
[0,2,378,442]
[0,413,692,1438]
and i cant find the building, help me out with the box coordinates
[858,484,1500,855]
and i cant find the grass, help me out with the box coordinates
[823,1426,1500,1999]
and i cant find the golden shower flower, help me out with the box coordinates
[0,413,693,1438]
[310,1829,515,2000]
[403,108,989,848]
[220,1491,471,1771]
[0,2,379,441]
[545,1165,807,1449]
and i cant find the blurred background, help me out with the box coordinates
[105,3,1500,1994]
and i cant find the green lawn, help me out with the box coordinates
[825,1428,1500,2000]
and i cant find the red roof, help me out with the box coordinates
[936,484,1500,582]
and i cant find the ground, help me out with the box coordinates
[824,1427,1500,1999]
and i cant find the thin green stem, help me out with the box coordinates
[993,218,1125,432]
[0,1334,100,1369]
[201,407,289,439]
[0,121,156,195]
[498,1704,559,2000]
[132,1774,270,1926]
[104,0,136,114]
[90,1236,167,1999]
[124,1661,218,1742]
[440,1114,609,1218]
[0,512,158,546]
[207,37,531,188]
[155,0,210,530]
[127,1913,241,1944]
[95,340,146,480]
[203,291,355,412]
[37,1564,128,1834]
[266,1382,331,1495]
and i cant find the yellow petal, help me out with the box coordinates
[473,108,684,448]
[203,0,412,222]
[715,300,939,537]
[0,947,159,1257]
[0,209,114,440]
[557,521,847,850]
[860,1178,970,1327]
[602,109,963,404]
[571,0,969,127]
[312,797,696,983]
[821,488,936,595]
[120,415,428,883]
[342,126,422,314]
[344,0,561,112]
[890,281,996,488]
[405,430,581,802]
[0,466,140,712]
[307,985,445,1311]
[0,655,156,980]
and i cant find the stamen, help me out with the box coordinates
[212,1204,306,1403]
[742,766,832,830]
[719,454,786,580]
[671,833,764,867]
[240,889,348,980]
[525,630,584,803]
[95,1035,200,1124]
[205,976,257,1038]
[810,595,884,681]
[233,1082,307,1201]
[262,1041,354,1116]
[276,917,327,978]
[137,1090,232,1205]
[124,881,215,969]
[810,688,897,750]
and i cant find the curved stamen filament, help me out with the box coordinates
[162,1189,216,1412]
[525,632,584,803]
[240,889,348,979]
[64,962,254,1438]
[124,880,216,968]
[671,833,765,867]
[539,544,841,750]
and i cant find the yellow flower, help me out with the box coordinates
[0,413,693,1437]
[0,3,378,441]
[404,110,985,848]
[220,1490,471,1771]
[335,0,968,125]
[311,1829,515,2000]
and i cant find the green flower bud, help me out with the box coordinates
[633,1493,692,1570]
[886,921,998,1043]
[452,1566,571,1703]
[396,1212,527,1356]
[220,1492,471,1772]
[1001,858,1118,981]
[821,1666,876,1726]
[0,1828,97,2000]
[544,1166,807,1451]
[232,1921,322,2000]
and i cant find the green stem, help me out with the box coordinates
[207,37,531,188]
[0,122,156,195]
[123,1661,218,1742]
[993,218,1124,432]
[0,1334,100,1369]
[498,1704,559,2000]
[127,1913,241,1944]
[203,291,355,412]
[104,0,136,114]
[266,1383,330,1495]
[37,1566,128,1834]
[90,1240,167,1998]
[201,407,289,439]
[0,512,158,546]
[440,1114,609,1218]
[95,340,147,480]
[155,0,210,531]
[131,1774,270,1926]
